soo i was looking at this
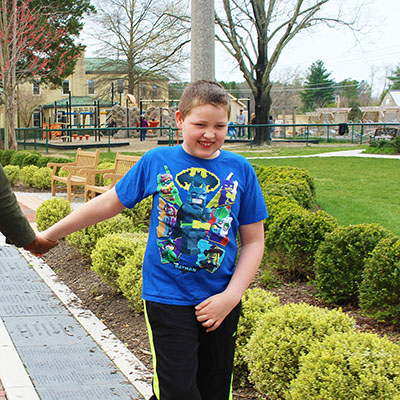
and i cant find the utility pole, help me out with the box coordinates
[191,0,215,82]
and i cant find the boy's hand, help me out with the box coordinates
[24,235,58,256]
[195,291,240,333]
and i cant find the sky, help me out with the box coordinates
[214,0,400,96]
[81,0,399,97]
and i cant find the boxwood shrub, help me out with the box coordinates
[255,165,315,197]
[359,237,400,323]
[265,208,337,279]
[245,303,355,399]
[67,214,139,257]
[32,167,52,189]
[36,198,72,231]
[234,288,280,384]
[263,195,304,229]
[117,245,147,312]
[21,152,41,167]
[3,165,20,185]
[314,224,394,305]
[121,196,152,227]
[0,149,16,166]
[9,151,32,167]
[288,331,400,400]
[255,165,315,209]
[95,161,115,186]
[91,232,148,289]
[20,165,39,186]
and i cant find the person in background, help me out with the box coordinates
[236,109,246,137]
[0,164,57,255]
[141,114,149,141]
[227,121,237,139]
[36,80,267,400]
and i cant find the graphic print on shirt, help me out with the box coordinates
[156,166,238,274]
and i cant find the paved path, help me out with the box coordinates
[246,149,400,160]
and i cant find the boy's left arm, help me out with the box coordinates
[195,220,265,332]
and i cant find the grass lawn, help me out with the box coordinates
[250,156,400,237]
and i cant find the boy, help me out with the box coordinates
[38,80,268,400]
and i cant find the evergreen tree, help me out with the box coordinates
[388,64,400,90]
[301,60,336,112]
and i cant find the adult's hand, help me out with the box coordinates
[24,235,58,256]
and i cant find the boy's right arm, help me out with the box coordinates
[38,188,125,243]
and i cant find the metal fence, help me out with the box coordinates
[10,122,399,152]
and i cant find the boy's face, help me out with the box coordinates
[176,104,229,160]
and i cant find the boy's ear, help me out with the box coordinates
[175,110,184,129]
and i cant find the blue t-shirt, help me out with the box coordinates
[115,145,268,306]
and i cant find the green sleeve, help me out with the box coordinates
[0,165,35,247]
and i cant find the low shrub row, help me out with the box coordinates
[255,164,400,324]
[236,289,400,399]
[3,164,53,190]
[368,135,400,154]
[0,149,70,168]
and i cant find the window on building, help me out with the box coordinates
[87,80,95,95]
[152,85,159,98]
[62,80,70,95]
[32,81,40,96]
[57,111,66,124]
[32,111,41,127]
[116,79,124,94]
[140,85,147,97]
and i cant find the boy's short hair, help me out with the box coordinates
[178,80,231,119]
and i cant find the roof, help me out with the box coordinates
[85,58,128,74]
[389,90,400,106]
[85,57,167,81]
[43,96,113,109]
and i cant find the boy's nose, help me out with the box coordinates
[203,128,215,138]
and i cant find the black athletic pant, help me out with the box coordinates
[144,300,241,400]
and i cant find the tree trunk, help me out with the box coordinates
[253,83,272,146]
[5,88,17,150]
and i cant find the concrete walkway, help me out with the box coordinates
[0,192,153,400]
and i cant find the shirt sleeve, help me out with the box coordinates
[0,165,35,247]
[115,152,153,208]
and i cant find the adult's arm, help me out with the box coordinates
[0,164,36,247]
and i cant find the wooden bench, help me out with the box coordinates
[84,152,141,201]
[47,148,100,202]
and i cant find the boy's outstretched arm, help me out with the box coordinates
[195,220,265,332]
[38,188,126,244]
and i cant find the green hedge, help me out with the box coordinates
[359,237,400,323]
[117,247,146,312]
[288,331,400,400]
[3,165,20,185]
[255,165,315,209]
[36,198,72,231]
[246,303,355,399]
[91,232,148,289]
[314,224,394,305]
[264,208,337,279]
[67,214,140,258]
[234,288,280,384]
